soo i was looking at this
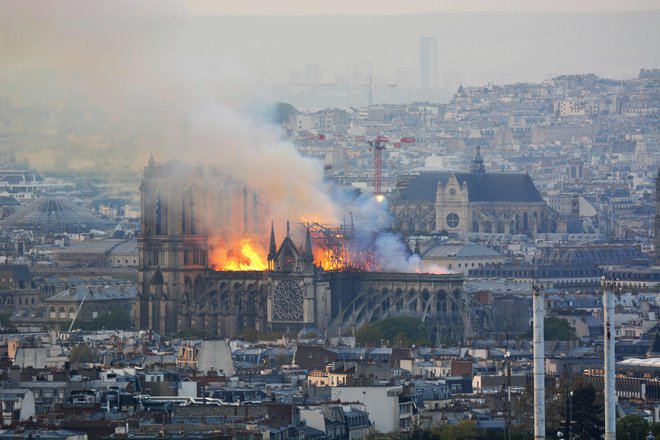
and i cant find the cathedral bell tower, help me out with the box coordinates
[135,157,208,335]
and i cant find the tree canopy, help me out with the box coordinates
[356,317,430,347]
[271,102,298,124]
[63,309,134,332]
[69,345,98,364]
[617,415,649,440]
[545,317,576,340]
[570,383,604,440]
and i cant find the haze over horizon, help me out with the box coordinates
[186,0,660,15]
[0,1,658,170]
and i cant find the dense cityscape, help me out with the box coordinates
[0,2,659,440]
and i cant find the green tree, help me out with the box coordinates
[431,420,486,440]
[69,345,97,364]
[271,102,298,124]
[63,309,134,332]
[545,317,576,340]
[650,422,660,436]
[375,317,430,346]
[274,353,291,367]
[240,327,262,342]
[177,328,208,338]
[393,332,411,347]
[617,415,649,440]
[356,317,432,347]
[238,328,284,342]
[88,309,134,330]
[570,383,604,440]
[356,324,383,346]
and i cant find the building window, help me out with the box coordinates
[446,213,460,228]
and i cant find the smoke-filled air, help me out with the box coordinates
[0,0,436,273]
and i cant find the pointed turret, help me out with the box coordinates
[151,267,164,285]
[268,222,277,270]
[268,222,277,257]
[304,227,313,258]
[470,145,485,174]
[148,152,156,168]
[286,220,290,237]
[301,227,314,273]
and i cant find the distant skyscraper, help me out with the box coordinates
[352,61,373,87]
[304,64,322,85]
[419,36,437,91]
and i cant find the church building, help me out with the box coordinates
[134,157,470,340]
[392,147,564,237]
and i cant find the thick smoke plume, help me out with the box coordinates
[1,1,340,224]
[0,1,429,273]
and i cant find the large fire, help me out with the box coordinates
[305,221,377,272]
[209,221,443,274]
[210,239,268,271]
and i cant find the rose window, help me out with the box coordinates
[273,280,304,321]
[446,212,460,228]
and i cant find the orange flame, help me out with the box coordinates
[211,239,268,271]
[314,247,346,271]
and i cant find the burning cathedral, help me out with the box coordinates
[134,157,470,341]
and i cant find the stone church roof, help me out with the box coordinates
[398,171,544,203]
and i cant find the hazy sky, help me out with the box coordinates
[1,0,659,171]
[187,0,660,15]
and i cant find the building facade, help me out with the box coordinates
[392,148,564,237]
[134,158,470,339]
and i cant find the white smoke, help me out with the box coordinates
[0,1,431,273]
[374,232,421,272]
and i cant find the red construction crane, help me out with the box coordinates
[367,136,415,197]
[368,136,388,196]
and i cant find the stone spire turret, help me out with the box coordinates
[304,227,313,258]
[302,227,314,272]
[470,146,485,174]
[268,222,277,270]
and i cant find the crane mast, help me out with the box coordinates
[68,289,90,333]
[368,136,388,196]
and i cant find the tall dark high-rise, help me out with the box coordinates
[419,36,437,91]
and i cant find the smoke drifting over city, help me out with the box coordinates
[0,0,430,271]
[1,1,348,230]
[1,1,659,437]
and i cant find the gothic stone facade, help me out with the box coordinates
[393,166,563,237]
[135,159,467,338]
